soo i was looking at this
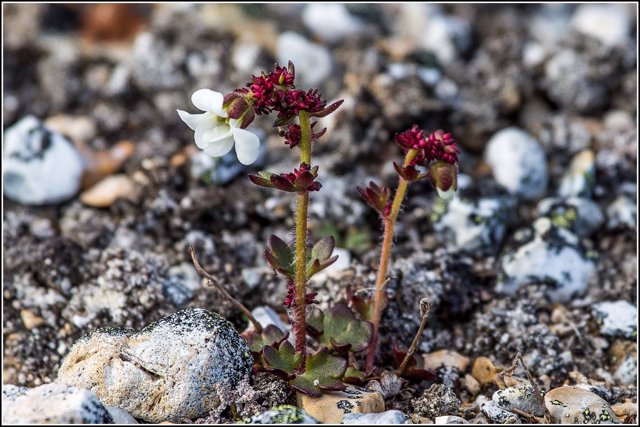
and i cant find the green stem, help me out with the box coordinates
[293,111,312,362]
[365,149,417,372]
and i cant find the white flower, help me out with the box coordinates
[177,89,260,165]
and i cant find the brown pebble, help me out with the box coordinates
[612,402,637,418]
[471,357,497,386]
[423,350,470,373]
[463,373,481,396]
[80,174,136,208]
[20,309,45,330]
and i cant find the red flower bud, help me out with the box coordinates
[428,160,458,200]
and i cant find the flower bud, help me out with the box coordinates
[223,93,254,127]
[428,160,458,200]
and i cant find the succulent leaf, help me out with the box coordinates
[263,341,302,379]
[306,303,373,353]
[289,347,347,397]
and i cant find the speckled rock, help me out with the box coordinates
[537,197,604,237]
[247,405,317,424]
[496,218,596,303]
[412,384,461,420]
[493,384,544,417]
[297,385,384,424]
[478,395,520,423]
[3,115,85,205]
[484,127,548,200]
[544,386,619,424]
[592,300,637,339]
[57,308,253,422]
[431,196,513,256]
[2,383,114,424]
[342,410,408,424]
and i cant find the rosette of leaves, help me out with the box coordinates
[262,342,347,397]
[306,303,373,353]
[264,235,338,280]
[242,325,289,370]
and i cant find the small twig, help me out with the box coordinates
[189,246,263,333]
[511,407,543,424]
[514,353,551,424]
[397,298,432,375]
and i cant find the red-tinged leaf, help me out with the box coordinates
[310,99,344,118]
[310,236,335,262]
[289,347,347,396]
[273,115,295,127]
[342,367,366,385]
[248,173,274,188]
[270,174,295,192]
[263,341,302,379]
[306,304,373,353]
[313,127,327,140]
[393,162,420,181]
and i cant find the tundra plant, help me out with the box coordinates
[179,62,459,395]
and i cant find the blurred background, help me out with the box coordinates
[2,3,637,393]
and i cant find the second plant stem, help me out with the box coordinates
[293,111,312,363]
[365,149,417,373]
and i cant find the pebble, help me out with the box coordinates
[463,374,481,396]
[558,150,596,198]
[544,386,619,424]
[419,12,471,66]
[571,4,630,48]
[537,197,604,237]
[297,385,384,424]
[2,383,114,424]
[276,32,332,87]
[484,127,548,200]
[606,196,636,230]
[412,384,461,420]
[302,4,363,43]
[423,350,470,373]
[19,309,45,330]
[249,306,289,333]
[241,266,272,290]
[477,395,520,424]
[342,410,408,424]
[471,357,497,387]
[592,300,637,339]
[493,384,544,417]
[309,247,351,284]
[58,308,253,422]
[431,196,513,256]
[44,114,96,146]
[105,405,138,424]
[496,217,596,303]
[163,262,202,307]
[80,174,136,208]
[3,116,85,205]
[435,415,469,424]
[247,405,317,424]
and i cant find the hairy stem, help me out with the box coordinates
[293,111,312,362]
[366,149,417,373]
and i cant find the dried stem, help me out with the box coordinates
[366,149,418,372]
[397,299,432,375]
[189,246,262,333]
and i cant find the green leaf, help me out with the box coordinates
[310,236,335,262]
[263,341,302,379]
[289,347,347,397]
[266,235,294,277]
[243,325,289,356]
[343,367,366,385]
[306,303,373,353]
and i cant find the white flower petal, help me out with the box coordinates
[191,89,226,117]
[203,134,235,157]
[232,127,260,165]
[195,121,232,150]
[177,109,208,131]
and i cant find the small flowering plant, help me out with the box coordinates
[180,61,459,396]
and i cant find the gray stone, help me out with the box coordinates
[302,4,363,43]
[105,406,138,424]
[250,306,289,333]
[493,385,544,417]
[478,396,520,424]
[613,354,637,385]
[537,197,604,237]
[2,383,113,424]
[164,262,202,307]
[544,386,619,424]
[592,300,637,339]
[276,32,332,87]
[58,308,253,422]
[419,10,472,66]
[606,195,636,230]
[432,196,513,256]
[342,410,408,424]
[3,116,84,205]
[496,218,596,303]
[484,127,548,200]
[435,415,469,424]
[412,384,461,420]
[248,405,317,424]
[571,4,631,48]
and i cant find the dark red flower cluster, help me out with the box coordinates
[394,125,460,166]
[249,163,322,192]
[284,279,317,308]
[280,124,301,148]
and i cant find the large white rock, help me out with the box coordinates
[592,300,637,339]
[58,308,253,423]
[571,4,631,48]
[302,4,363,43]
[496,218,596,303]
[484,127,548,200]
[276,32,332,87]
[2,383,114,424]
[3,116,84,205]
